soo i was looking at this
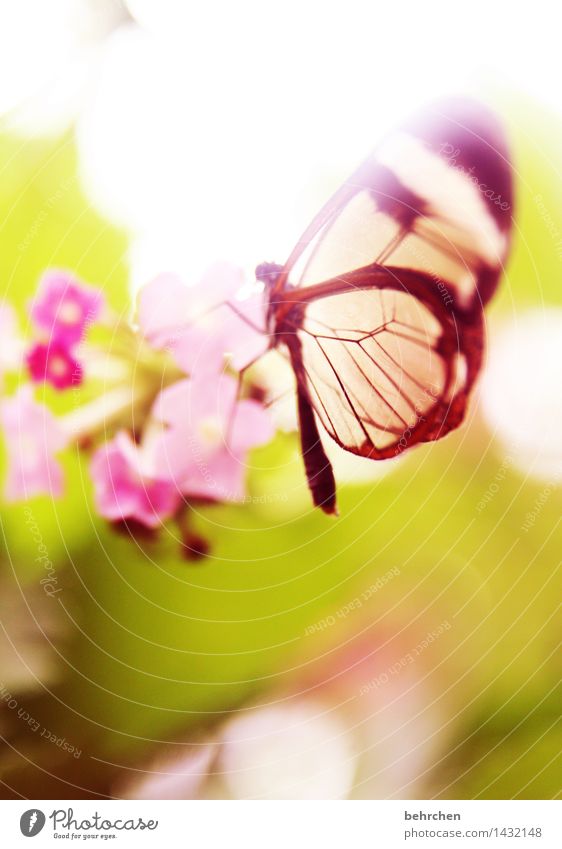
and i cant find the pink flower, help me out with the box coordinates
[152,374,274,502]
[90,431,181,528]
[0,386,68,500]
[137,263,268,377]
[0,303,24,378]
[26,341,83,390]
[30,269,104,346]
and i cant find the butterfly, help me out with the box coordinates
[253,98,513,515]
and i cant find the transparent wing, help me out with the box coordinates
[279,99,512,314]
[284,266,483,458]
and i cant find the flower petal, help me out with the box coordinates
[137,272,193,347]
[0,303,24,374]
[181,449,247,502]
[0,386,67,500]
[26,341,83,390]
[30,269,104,346]
[230,398,275,454]
[90,431,180,528]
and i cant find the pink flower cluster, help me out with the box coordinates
[0,265,274,554]
[26,270,103,389]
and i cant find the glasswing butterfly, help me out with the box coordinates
[253,99,513,515]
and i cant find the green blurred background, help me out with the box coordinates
[0,94,560,800]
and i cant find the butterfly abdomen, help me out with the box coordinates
[296,385,338,516]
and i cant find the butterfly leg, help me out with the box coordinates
[224,350,268,444]
[223,299,266,334]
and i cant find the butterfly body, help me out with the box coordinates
[255,99,513,514]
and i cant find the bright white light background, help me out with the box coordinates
[1,0,561,482]
[3,0,561,281]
